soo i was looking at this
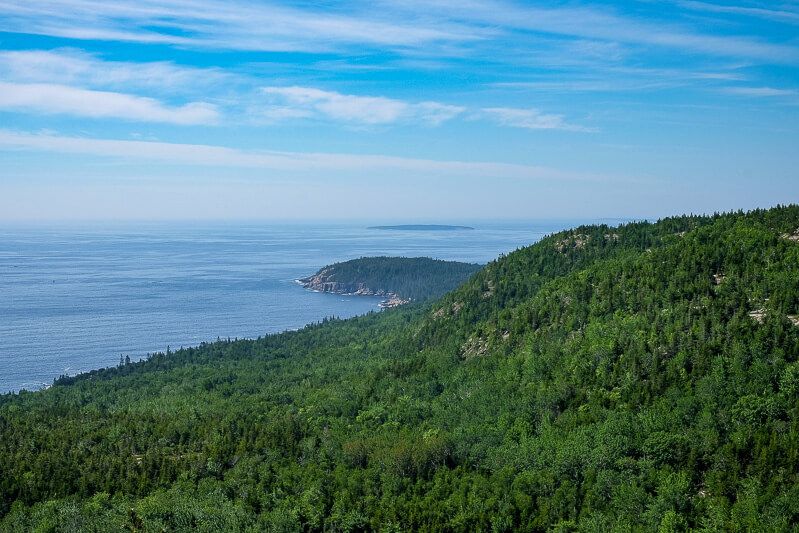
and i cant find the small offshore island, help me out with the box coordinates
[368,224,475,231]
[298,256,482,307]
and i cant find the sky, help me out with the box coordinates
[0,0,798,221]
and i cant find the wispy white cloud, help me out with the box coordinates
[0,0,480,53]
[0,0,794,65]
[414,102,467,126]
[493,65,747,93]
[381,0,799,63]
[1,51,590,132]
[261,87,405,124]
[676,1,799,25]
[0,129,617,182]
[260,86,465,126]
[0,49,232,94]
[722,86,798,97]
[0,83,219,125]
[0,51,468,128]
[482,107,594,132]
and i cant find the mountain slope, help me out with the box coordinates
[2,206,799,531]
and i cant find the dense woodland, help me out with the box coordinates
[2,206,799,531]
[299,256,482,302]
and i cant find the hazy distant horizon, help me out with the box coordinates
[0,215,647,226]
[0,191,791,224]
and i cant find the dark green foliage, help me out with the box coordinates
[302,256,483,301]
[2,205,799,530]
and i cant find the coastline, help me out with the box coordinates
[294,277,411,308]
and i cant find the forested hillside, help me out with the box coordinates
[2,206,799,531]
[298,256,482,302]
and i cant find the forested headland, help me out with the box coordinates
[298,256,483,305]
[2,206,799,531]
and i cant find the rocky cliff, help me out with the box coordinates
[297,268,411,308]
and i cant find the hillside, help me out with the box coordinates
[2,206,799,530]
[298,256,483,305]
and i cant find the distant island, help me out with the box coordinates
[368,224,475,231]
[298,256,482,307]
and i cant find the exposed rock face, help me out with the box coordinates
[555,233,589,253]
[782,229,799,242]
[297,268,411,308]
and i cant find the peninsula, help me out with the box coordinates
[298,256,482,307]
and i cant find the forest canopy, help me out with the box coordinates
[298,256,483,302]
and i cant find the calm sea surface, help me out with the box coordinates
[0,220,619,393]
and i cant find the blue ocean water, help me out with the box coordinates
[0,220,616,393]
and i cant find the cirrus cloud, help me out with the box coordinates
[0,49,233,94]
[482,107,594,132]
[0,82,220,125]
[260,86,465,126]
[0,129,622,183]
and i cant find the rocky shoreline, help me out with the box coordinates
[297,268,411,308]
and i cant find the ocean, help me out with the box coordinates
[0,220,616,393]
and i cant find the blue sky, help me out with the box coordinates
[0,0,797,221]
